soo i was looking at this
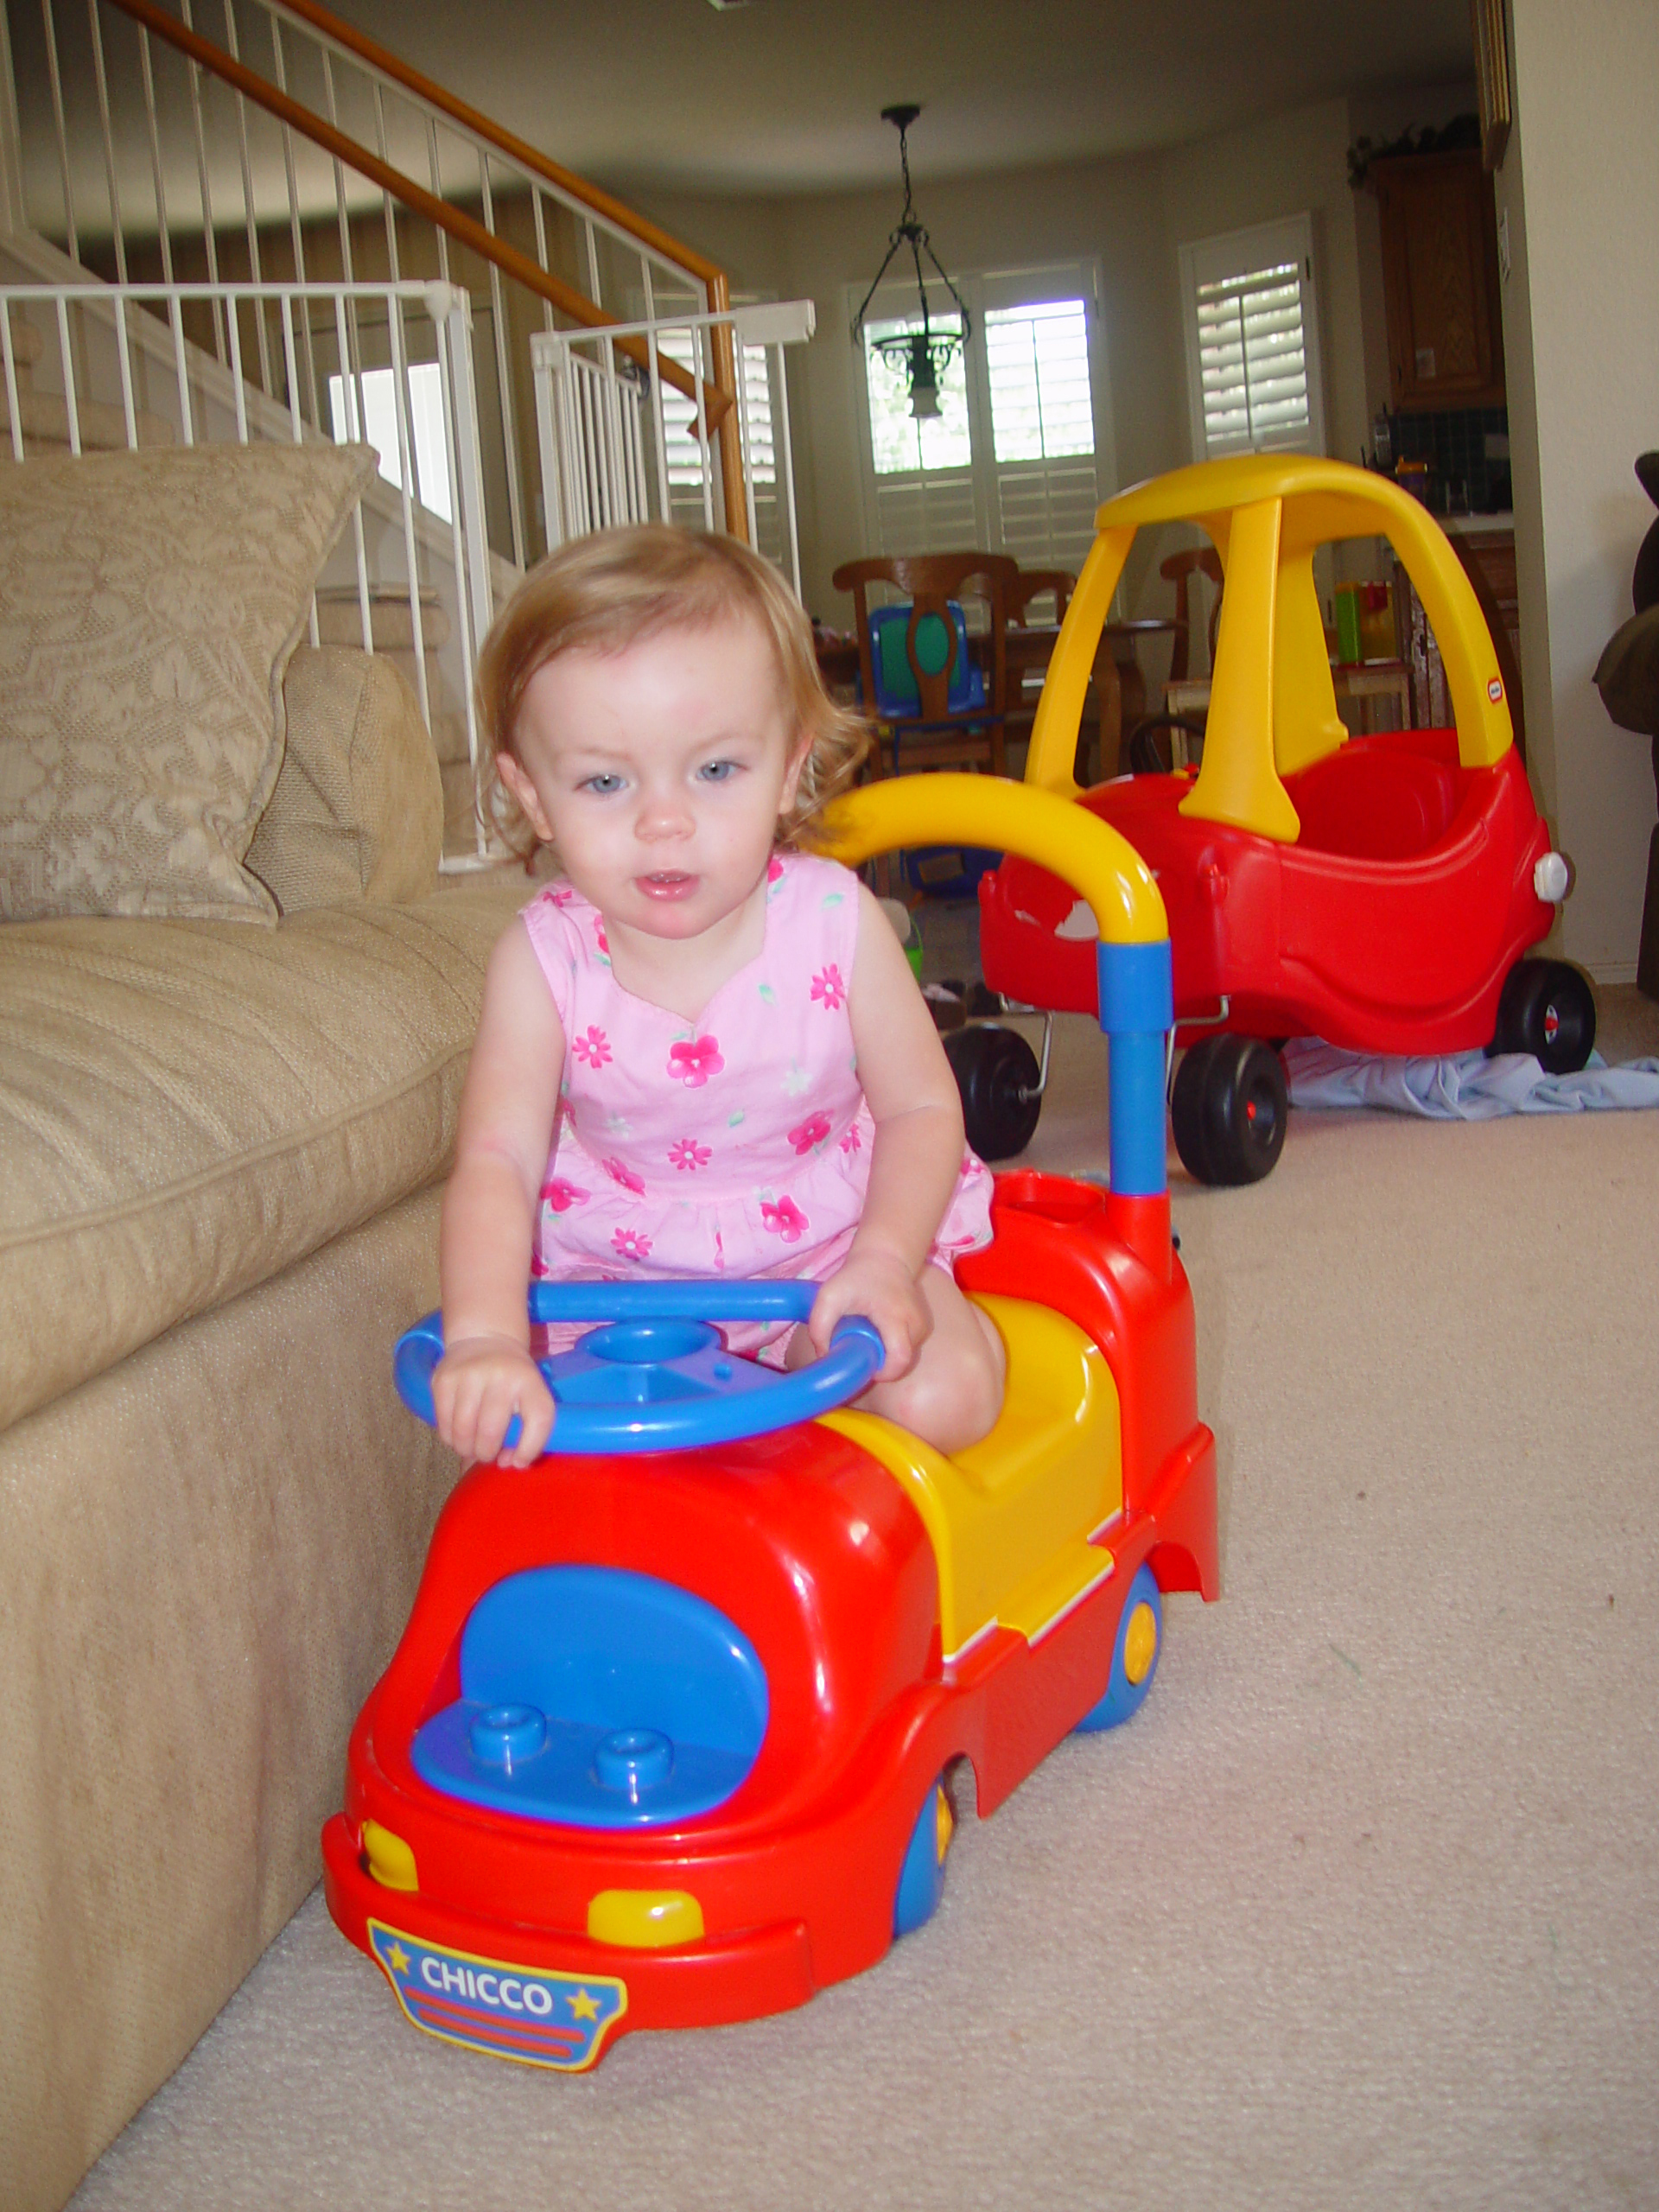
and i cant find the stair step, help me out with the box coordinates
[0,384,175,451]
[3,315,44,370]
[314,585,452,653]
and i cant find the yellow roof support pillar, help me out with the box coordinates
[1273,545,1349,777]
[1179,497,1301,841]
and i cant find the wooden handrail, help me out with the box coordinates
[258,0,748,543]
[264,0,728,289]
[100,0,734,435]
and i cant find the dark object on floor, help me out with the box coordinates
[1592,452,1659,1000]
[1171,1036,1289,1186]
[901,846,1001,899]
[944,1023,1042,1160]
[1488,957,1597,1073]
[1128,714,1207,775]
[924,982,966,1033]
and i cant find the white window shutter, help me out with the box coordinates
[1179,216,1326,463]
[851,269,1105,574]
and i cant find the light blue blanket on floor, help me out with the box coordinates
[1284,1042,1659,1119]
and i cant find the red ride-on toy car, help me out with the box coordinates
[322,779,1216,2072]
[976,454,1592,1185]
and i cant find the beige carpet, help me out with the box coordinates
[71,992,1659,2212]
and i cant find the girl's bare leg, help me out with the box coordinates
[787,1263,1006,1455]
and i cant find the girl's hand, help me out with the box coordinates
[432,1333,556,1467]
[808,1248,932,1382]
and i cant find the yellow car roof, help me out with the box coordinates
[1025,454,1515,842]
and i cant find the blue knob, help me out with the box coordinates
[469,1703,548,1771]
[593,1727,674,1802]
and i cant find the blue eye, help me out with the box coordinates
[699,760,740,784]
[582,772,626,795]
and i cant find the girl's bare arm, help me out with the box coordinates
[434,919,565,1465]
[809,884,969,1376]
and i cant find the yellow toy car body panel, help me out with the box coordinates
[1025,454,1515,842]
[821,1294,1122,1664]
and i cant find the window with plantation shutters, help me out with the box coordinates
[849,263,1111,573]
[1179,216,1326,463]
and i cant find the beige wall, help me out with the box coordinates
[629,88,1402,627]
[1497,0,1658,978]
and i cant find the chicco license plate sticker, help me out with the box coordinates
[368,1921,626,2069]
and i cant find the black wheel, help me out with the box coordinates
[1491,959,1596,1074]
[1170,1036,1222,1185]
[1171,1034,1287,1186]
[944,1023,1042,1161]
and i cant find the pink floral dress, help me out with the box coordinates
[518,851,993,1357]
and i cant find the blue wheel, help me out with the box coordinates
[893,1776,954,1939]
[1075,1562,1162,1732]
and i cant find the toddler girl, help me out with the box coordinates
[433,524,1005,1468]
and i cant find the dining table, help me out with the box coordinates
[1004,616,1179,781]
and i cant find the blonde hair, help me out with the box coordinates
[475,524,869,860]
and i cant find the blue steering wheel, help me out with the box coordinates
[394,1280,886,1457]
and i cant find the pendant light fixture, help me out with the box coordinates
[851,105,970,422]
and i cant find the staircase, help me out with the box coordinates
[0,0,813,856]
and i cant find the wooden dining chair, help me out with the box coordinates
[1122,546,1224,774]
[1007,567,1075,627]
[831,551,1020,778]
[1003,565,1078,763]
[1161,546,1224,683]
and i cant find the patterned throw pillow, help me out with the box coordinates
[0,442,377,923]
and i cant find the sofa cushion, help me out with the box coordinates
[0,442,377,926]
[246,645,443,912]
[0,874,529,1429]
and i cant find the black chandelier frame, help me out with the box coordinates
[851,105,972,405]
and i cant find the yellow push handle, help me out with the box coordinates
[817,772,1167,947]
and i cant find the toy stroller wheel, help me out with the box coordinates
[1173,1034,1287,1186]
[1491,959,1596,1074]
[893,1774,954,1938]
[1076,1561,1163,1732]
[944,1023,1042,1161]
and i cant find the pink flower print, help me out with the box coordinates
[540,1175,589,1213]
[668,1034,725,1087]
[594,918,609,955]
[839,1124,862,1155]
[767,853,785,883]
[548,882,576,906]
[669,1137,712,1172]
[612,1228,652,1262]
[810,963,846,1012]
[570,1025,612,1070]
[788,1111,831,1155]
[602,1156,645,1195]
[761,1195,809,1244]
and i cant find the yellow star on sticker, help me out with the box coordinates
[385,1943,411,1976]
[565,1987,601,2022]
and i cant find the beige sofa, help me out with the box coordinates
[0,443,526,2212]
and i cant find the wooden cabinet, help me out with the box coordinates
[1375,151,1506,411]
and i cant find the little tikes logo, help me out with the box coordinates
[369,1922,626,2069]
[1488,677,1504,703]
